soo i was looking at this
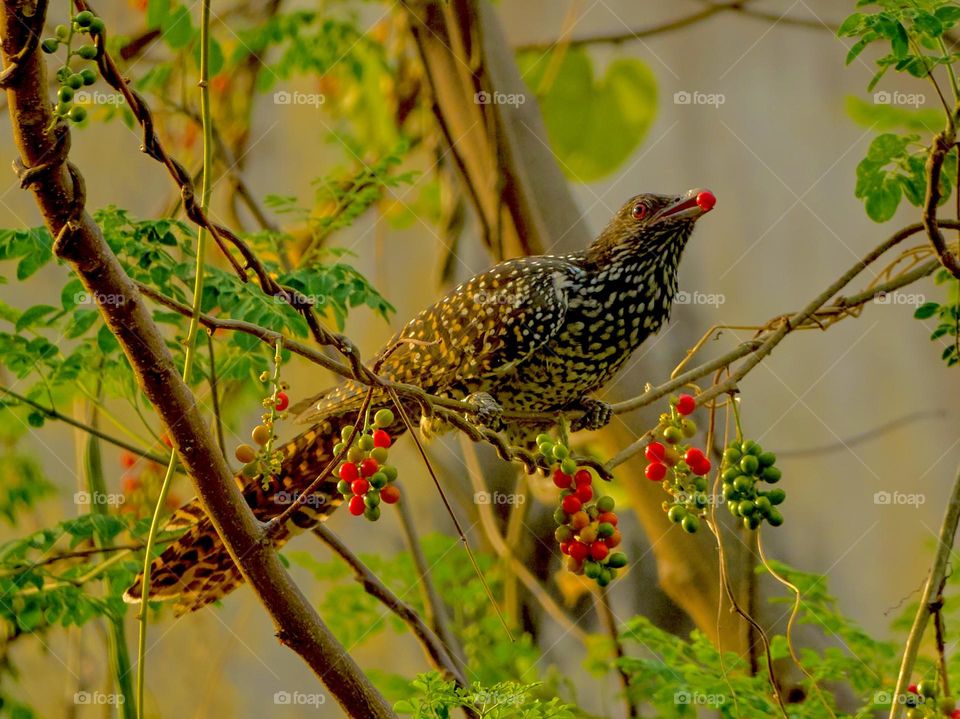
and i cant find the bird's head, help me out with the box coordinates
[587,188,716,266]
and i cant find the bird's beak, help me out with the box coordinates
[653,188,716,223]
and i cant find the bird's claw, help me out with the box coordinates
[571,398,612,432]
[466,392,505,433]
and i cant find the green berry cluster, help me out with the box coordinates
[900,680,957,718]
[40,11,104,124]
[235,367,290,482]
[335,408,400,522]
[646,394,712,534]
[538,435,628,587]
[721,439,785,529]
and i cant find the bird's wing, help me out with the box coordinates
[294,256,577,424]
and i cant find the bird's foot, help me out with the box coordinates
[465,391,505,433]
[570,397,612,432]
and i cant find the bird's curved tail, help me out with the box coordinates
[124,410,404,615]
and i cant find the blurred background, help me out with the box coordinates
[1,0,958,716]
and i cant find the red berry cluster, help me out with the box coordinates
[899,680,957,717]
[645,393,712,534]
[336,409,400,522]
[538,435,628,587]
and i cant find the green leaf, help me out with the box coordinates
[518,48,657,182]
[914,301,940,319]
[935,7,960,26]
[192,36,224,75]
[15,305,57,333]
[63,310,99,339]
[146,0,171,29]
[161,5,194,49]
[837,13,867,37]
[845,96,942,133]
[864,176,902,221]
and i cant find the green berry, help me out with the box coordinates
[740,455,759,475]
[722,484,739,501]
[758,451,777,467]
[381,465,398,482]
[596,496,615,513]
[597,522,615,538]
[738,500,756,517]
[552,444,569,460]
[766,509,784,527]
[766,488,786,505]
[667,505,686,523]
[693,476,708,491]
[58,86,74,102]
[681,514,700,533]
[336,479,351,496]
[333,442,346,456]
[917,680,937,699]
[89,17,105,34]
[56,101,71,116]
[584,561,602,579]
[560,458,577,476]
[370,446,389,464]
[347,447,363,463]
[370,472,388,490]
[553,507,568,525]
[663,427,683,444]
[41,38,59,53]
[76,44,97,60]
[363,505,381,521]
[743,514,762,530]
[723,448,742,465]
[742,440,761,455]
[364,492,381,508]
[374,408,394,427]
[721,467,741,483]
[80,68,97,85]
[607,552,628,569]
[74,10,94,27]
[536,433,552,446]
[733,475,753,493]
[680,418,697,438]
[538,442,554,459]
[555,525,573,543]
[66,72,84,88]
[357,434,374,451]
[754,496,772,515]
[761,466,782,483]
[341,426,354,441]
[596,569,612,587]
[55,25,70,39]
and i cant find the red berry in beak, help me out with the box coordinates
[696,190,716,212]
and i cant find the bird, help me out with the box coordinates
[124,188,716,614]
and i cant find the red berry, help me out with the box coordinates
[380,485,400,504]
[691,458,712,476]
[348,495,365,516]
[120,451,137,469]
[373,429,392,448]
[559,542,571,555]
[598,511,618,526]
[553,469,572,489]
[696,189,716,212]
[590,542,609,561]
[350,478,369,496]
[339,462,359,482]
[360,458,379,477]
[122,475,140,493]
[275,392,289,411]
[908,684,918,694]
[676,394,696,416]
[645,462,667,481]
[645,442,666,462]
[575,484,593,503]
[568,541,589,561]
[950,710,960,719]
[574,469,592,486]
[685,448,705,465]
[561,495,582,514]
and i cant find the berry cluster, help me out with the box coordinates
[538,436,627,587]
[40,11,104,124]
[335,409,400,522]
[900,680,957,718]
[645,394,712,534]
[234,364,290,483]
[721,439,785,529]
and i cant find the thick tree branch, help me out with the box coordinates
[923,127,960,279]
[0,3,394,716]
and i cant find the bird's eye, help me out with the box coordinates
[632,203,648,221]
